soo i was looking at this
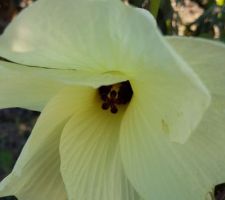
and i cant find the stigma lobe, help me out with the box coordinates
[98,81,133,114]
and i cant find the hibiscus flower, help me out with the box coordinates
[0,0,225,199]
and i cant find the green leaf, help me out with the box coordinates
[0,150,14,173]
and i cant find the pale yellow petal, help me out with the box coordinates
[0,124,67,200]
[166,36,225,96]
[0,0,148,71]
[59,86,142,200]
[120,38,225,200]
[128,71,209,144]
[0,61,65,111]
[0,0,204,88]
[0,60,126,111]
[120,90,225,200]
[0,87,86,200]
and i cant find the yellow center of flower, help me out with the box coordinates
[98,81,133,114]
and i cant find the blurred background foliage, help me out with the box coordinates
[0,0,224,200]
[126,0,225,41]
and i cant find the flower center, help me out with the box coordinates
[98,81,133,114]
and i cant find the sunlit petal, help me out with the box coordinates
[0,0,147,71]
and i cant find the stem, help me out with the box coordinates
[149,0,161,18]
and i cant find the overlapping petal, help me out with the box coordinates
[129,69,210,144]
[59,86,142,200]
[0,86,102,200]
[0,60,126,111]
[0,86,88,200]
[0,60,65,111]
[167,37,225,96]
[120,37,225,200]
